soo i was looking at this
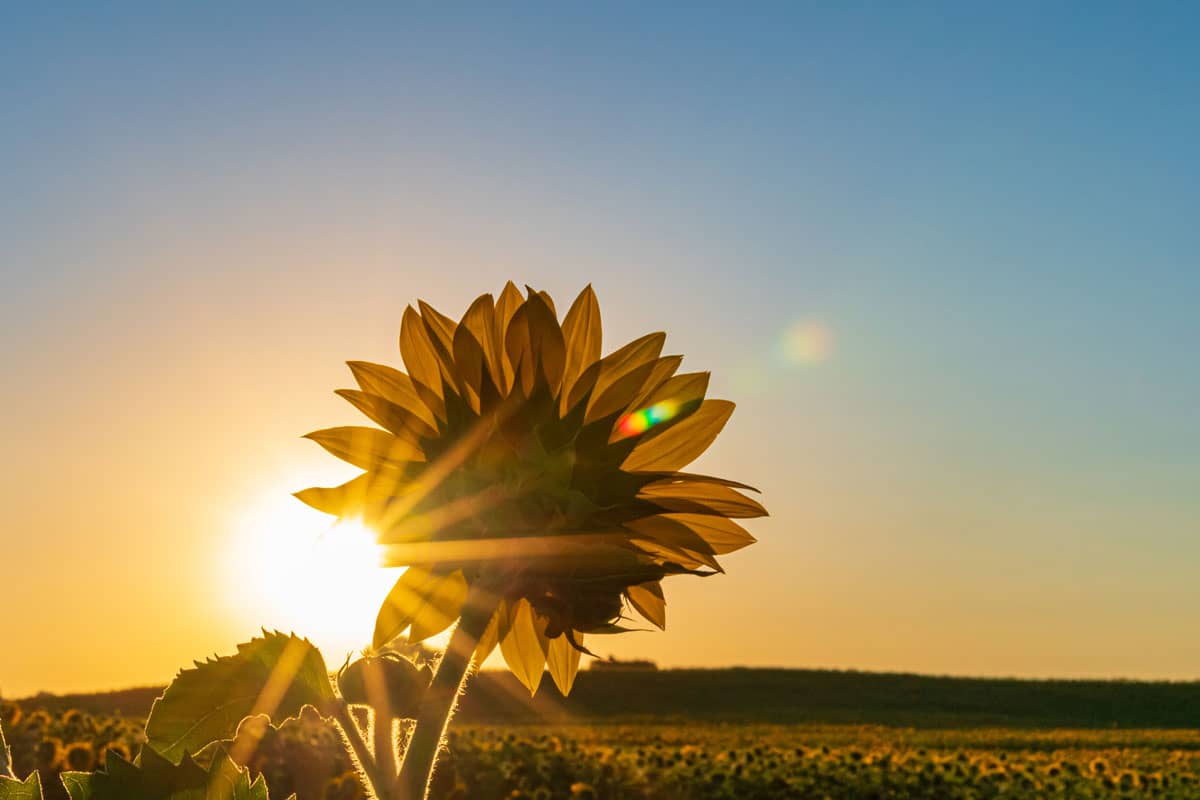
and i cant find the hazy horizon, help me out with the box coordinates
[16,662,1200,702]
[3,3,1198,698]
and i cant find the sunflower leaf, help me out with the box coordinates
[145,632,336,764]
[0,773,41,800]
[62,748,272,800]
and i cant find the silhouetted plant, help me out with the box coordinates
[0,284,764,800]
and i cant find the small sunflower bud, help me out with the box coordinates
[338,654,432,718]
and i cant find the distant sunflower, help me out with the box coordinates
[297,283,765,695]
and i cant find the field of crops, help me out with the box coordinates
[6,699,1200,799]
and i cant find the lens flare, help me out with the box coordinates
[615,400,680,439]
[780,320,833,365]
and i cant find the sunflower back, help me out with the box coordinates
[297,283,765,695]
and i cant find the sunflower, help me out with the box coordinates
[297,283,764,696]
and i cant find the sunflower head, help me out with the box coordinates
[297,283,765,694]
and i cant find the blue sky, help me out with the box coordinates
[1,3,1197,694]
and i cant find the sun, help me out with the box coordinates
[223,488,401,660]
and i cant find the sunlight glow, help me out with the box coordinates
[224,490,399,662]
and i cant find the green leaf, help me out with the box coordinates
[145,632,336,764]
[0,773,42,800]
[59,773,90,800]
[63,748,272,800]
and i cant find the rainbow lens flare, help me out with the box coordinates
[616,400,680,439]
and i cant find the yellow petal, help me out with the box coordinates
[546,634,582,695]
[530,286,557,317]
[637,479,768,518]
[500,598,549,695]
[525,292,566,392]
[626,582,666,630]
[585,333,666,422]
[610,370,708,443]
[588,360,661,424]
[418,300,458,354]
[459,293,502,394]
[564,360,601,414]
[400,306,446,402]
[629,537,722,572]
[559,285,602,413]
[303,426,424,470]
[623,355,684,414]
[624,515,723,571]
[293,473,392,520]
[346,361,438,429]
[493,281,524,393]
[335,389,437,441]
[503,303,536,396]
[451,325,486,413]
[621,399,734,472]
[407,570,469,643]
[641,371,709,413]
[373,567,460,649]
[661,513,757,555]
[472,600,508,667]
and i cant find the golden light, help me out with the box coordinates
[223,488,400,661]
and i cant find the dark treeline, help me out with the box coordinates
[13,668,1200,729]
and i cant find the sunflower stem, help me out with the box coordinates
[333,701,393,800]
[374,705,397,794]
[395,585,497,800]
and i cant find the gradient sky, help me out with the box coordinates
[2,3,1198,697]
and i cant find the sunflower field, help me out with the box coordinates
[6,699,1200,800]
